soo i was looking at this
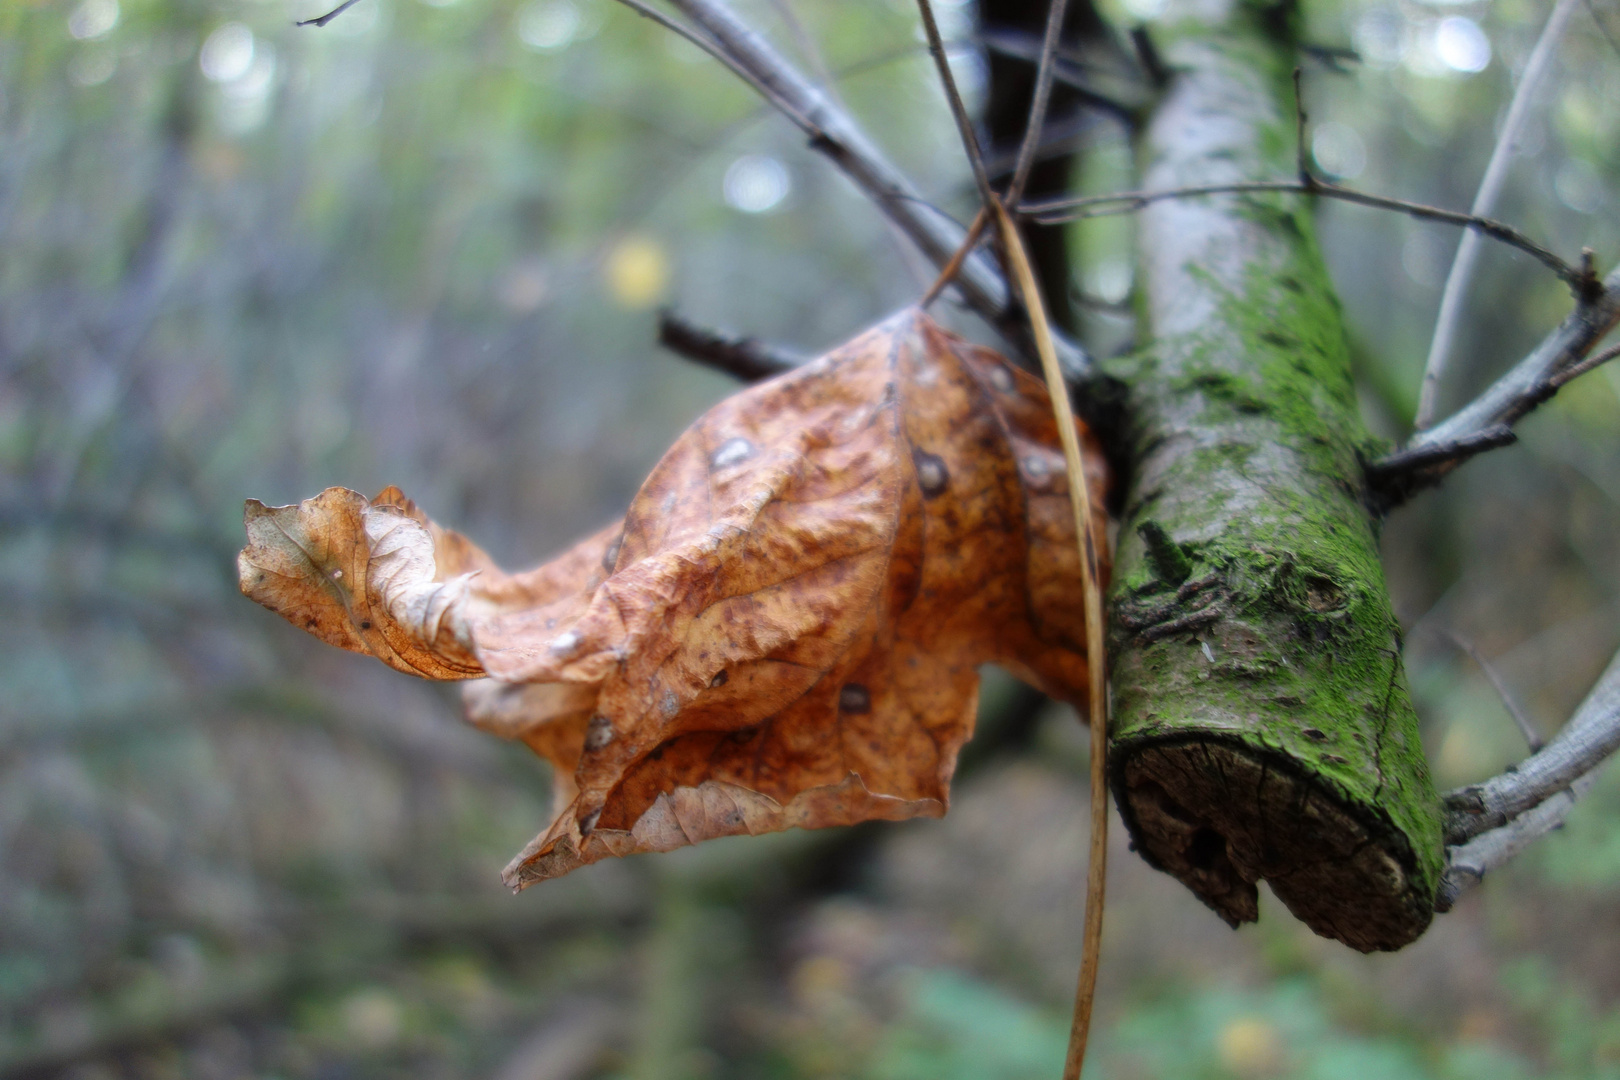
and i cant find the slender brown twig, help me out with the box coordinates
[1005,0,1073,208]
[992,198,1107,1080]
[915,0,998,216]
[921,208,990,308]
[1021,180,1583,288]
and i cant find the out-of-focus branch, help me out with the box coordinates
[915,0,996,215]
[1005,0,1073,209]
[644,0,1099,382]
[656,310,801,382]
[1438,647,1620,908]
[1417,0,1582,429]
[1369,266,1620,504]
[650,0,1002,311]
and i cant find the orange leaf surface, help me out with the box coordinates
[239,308,1110,888]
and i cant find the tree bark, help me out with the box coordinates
[1104,10,1444,952]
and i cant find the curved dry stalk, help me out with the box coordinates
[1417,0,1583,429]
[992,197,1107,1080]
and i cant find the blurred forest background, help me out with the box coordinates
[4,0,1620,1074]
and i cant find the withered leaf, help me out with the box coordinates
[240,308,1110,889]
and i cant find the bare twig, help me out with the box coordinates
[1292,69,1312,187]
[1438,646,1620,907]
[1371,266,1620,500]
[295,0,363,27]
[1587,0,1620,59]
[978,26,1145,123]
[656,310,802,381]
[921,208,990,308]
[648,0,1099,381]
[1021,180,1583,288]
[1006,0,1073,208]
[1417,0,1582,429]
[915,0,998,214]
[1441,630,1542,752]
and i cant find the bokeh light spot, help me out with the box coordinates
[604,236,670,308]
[67,0,118,41]
[518,0,580,51]
[1435,16,1490,73]
[1312,121,1367,180]
[200,24,255,83]
[723,155,791,214]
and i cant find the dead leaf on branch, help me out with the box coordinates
[239,308,1110,889]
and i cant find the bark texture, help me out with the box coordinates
[1105,15,1443,952]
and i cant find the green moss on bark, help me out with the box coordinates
[1106,16,1442,952]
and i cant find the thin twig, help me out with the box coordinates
[295,0,362,27]
[1292,68,1313,187]
[1587,0,1620,59]
[921,208,990,308]
[915,0,998,214]
[1441,630,1543,752]
[656,310,802,381]
[991,198,1107,1080]
[1006,0,1073,208]
[1021,180,1582,287]
[1417,0,1583,429]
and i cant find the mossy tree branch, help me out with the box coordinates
[1104,8,1443,952]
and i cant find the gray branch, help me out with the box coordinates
[1417,0,1582,429]
[1369,265,1620,501]
[1438,647,1620,908]
[653,0,1098,381]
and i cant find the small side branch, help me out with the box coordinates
[657,310,801,382]
[1370,267,1620,504]
[1438,647,1620,908]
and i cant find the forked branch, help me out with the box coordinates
[1370,265,1620,504]
[1439,647,1620,908]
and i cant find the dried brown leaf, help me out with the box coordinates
[240,308,1109,888]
